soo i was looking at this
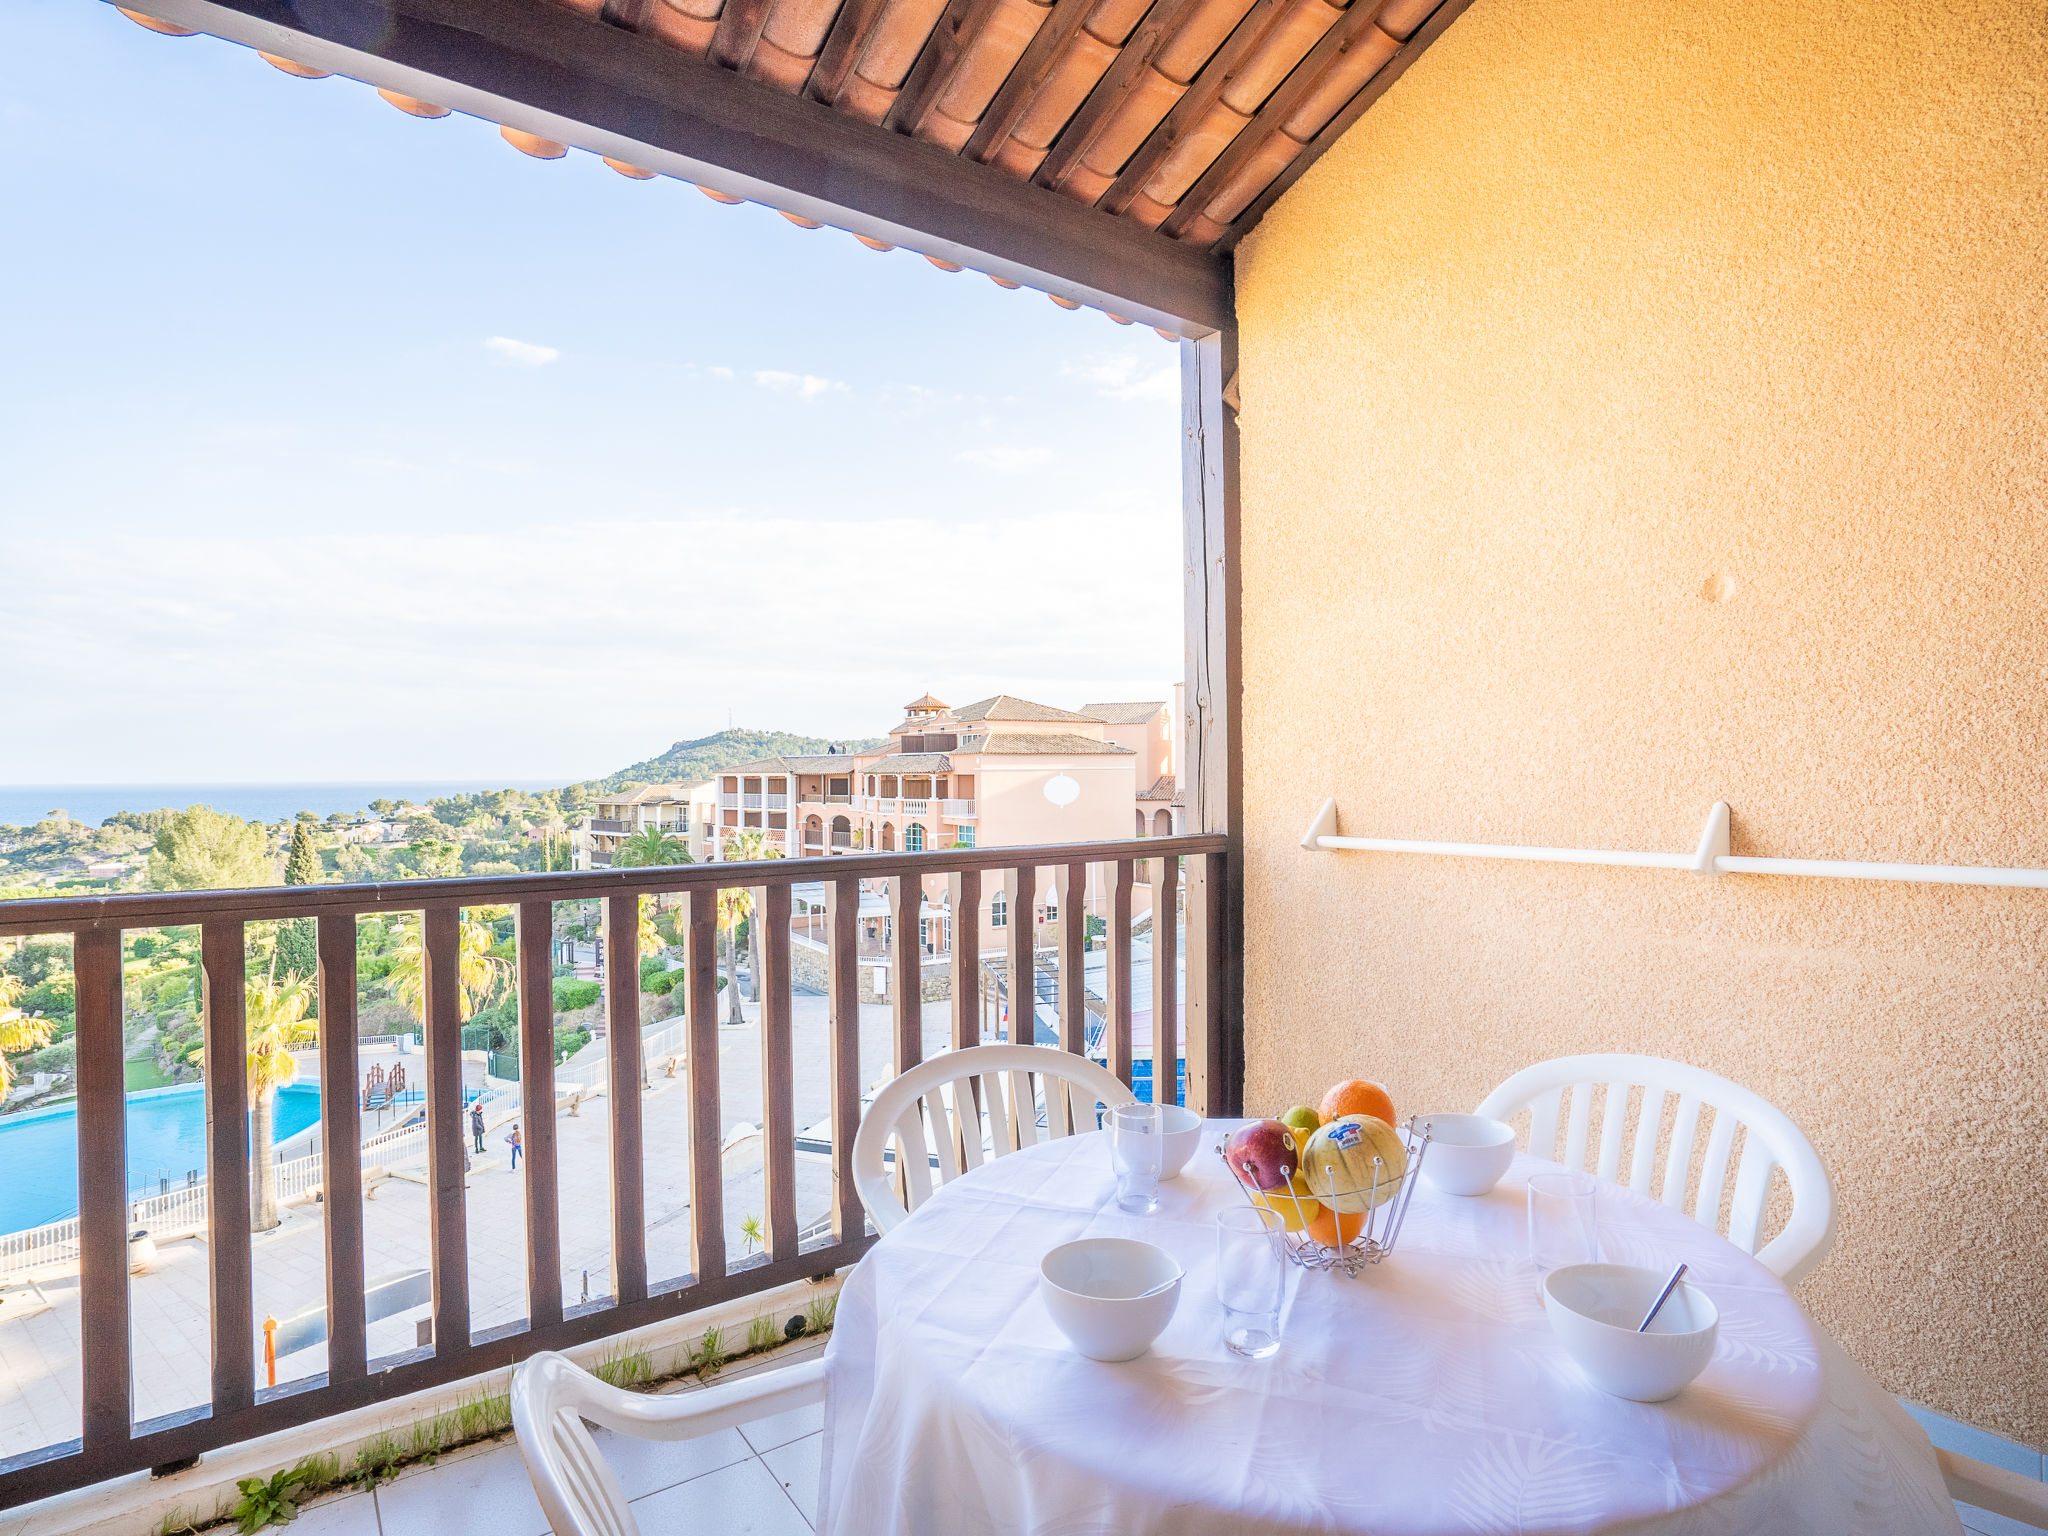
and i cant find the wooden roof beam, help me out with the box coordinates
[130,0,1232,332]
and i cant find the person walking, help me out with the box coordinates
[470,1100,486,1155]
[507,1122,523,1172]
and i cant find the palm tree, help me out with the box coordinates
[207,973,316,1233]
[389,914,507,1027]
[0,975,52,1099]
[615,828,691,868]
[720,831,782,1020]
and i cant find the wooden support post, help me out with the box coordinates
[74,926,132,1448]
[315,915,367,1380]
[200,920,254,1411]
[604,893,647,1305]
[685,888,726,1283]
[826,877,864,1242]
[421,905,470,1350]
[516,899,562,1326]
[759,883,798,1260]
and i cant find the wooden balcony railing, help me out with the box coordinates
[0,834,1231,1508]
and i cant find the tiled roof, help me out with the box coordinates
[780,755,854,773]
[1081,701,1167,724]
[979,733,1135,754]
[113,0,1459,309]
[903,693,949,710]
[720,757,804,775]
[863,752,955,771]
[949,694,1101,724]
[1138,774,1177,800]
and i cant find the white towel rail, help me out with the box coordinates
[1299,800,2048,891]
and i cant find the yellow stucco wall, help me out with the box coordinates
[1232,0,2048,1443]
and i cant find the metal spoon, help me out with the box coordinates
[1129,1268,1185,1300]
[1637,1262,1688,1332]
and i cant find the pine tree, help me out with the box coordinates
[276,822,320,982]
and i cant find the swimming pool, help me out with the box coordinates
[0,1082,322,1236]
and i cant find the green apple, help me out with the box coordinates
[1279,1105,1321,1139]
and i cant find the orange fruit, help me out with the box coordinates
[1307,1206,1364,1248]
[1319,1079,1395,1126]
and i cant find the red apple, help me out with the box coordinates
[1226,1119,1299,1192]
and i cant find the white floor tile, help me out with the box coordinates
[629,1457,814,1536]
[760,1432,822,1527]
[289,1488,383,1536]
[589,1423,754,1500]
[374,1441,549,1536]
[739,1399,825,1455]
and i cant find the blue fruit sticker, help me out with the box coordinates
[1328,1121,1362,1150]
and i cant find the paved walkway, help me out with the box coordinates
[0,996,951,1463]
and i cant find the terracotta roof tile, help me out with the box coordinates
[979,732,1134,754]
[1078,700,1166,723]
[117,0,1453,254]
[1138,773,1177,800]
[949,693,1101,723]
[863,752,956,771]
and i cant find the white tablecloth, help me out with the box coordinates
[818,1125,1958,1536]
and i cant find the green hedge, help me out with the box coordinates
[553,978,600,1013]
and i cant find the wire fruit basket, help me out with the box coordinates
[1221,1116,1434,1276]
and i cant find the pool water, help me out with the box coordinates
[0,1083,322,1235]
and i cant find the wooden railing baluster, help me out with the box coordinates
[827,876,864,1243]
[1183,850,1229,1117]
[73,926,130,1449]
[1150,855,1180,1106]
[314,915,367,1381]
[516,900,562,1327]
[603,894,648,1306]
[759,883,798,1261]
[685,888,726,1283]
[1005,865,1035,1048]
[199,919,254,1410]
[421,905,470,1350]
[890,875,923,1074]
[947,869,981,1051]
[1057,862,1086,1056]
[1107,859,1134,1088]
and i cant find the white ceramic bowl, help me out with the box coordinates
[1416,1113,1517,1195]
[1543,1263,1719,1401]
[1039,1238,1183,1361]
[1157,1105,1204,1180]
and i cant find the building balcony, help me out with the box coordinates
[767,794,789,810]
[587,818,631,834]
[742,794,764,810]
[719,794,739,810]
[941,799,977,819]
[902,798,931,815]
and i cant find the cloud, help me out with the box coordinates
[484,336,561,368]
[1063,353,1178,401]
[754,370,847,398]
[709,366,735,381]
[954,446,1053,474]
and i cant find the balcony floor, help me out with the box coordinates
[284,1337,825,1536]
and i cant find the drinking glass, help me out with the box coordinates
[1527,1169,1599,1277]
[1216,1206,1287,1358]
[1110,1103,1164,1214]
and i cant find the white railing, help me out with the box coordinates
[941,799,977,818]
[719,794,739,810]
[766,794,788,810]
[902,799,931,815]
[1301,798,2048,891]
[742,794,763,810]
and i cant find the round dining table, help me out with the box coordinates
[817,1120,1959,1536]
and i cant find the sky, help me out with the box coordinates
[0,0,1184,785]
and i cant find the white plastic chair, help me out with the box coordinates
[1475,1053,1837,1286]
[851,1044,1137,1233]
[512,1349,823,1536]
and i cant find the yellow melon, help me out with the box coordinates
[1300,1114,1408,1212]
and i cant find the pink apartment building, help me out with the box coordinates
[713,692,1182,962]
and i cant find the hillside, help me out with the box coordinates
[588,728,885,793]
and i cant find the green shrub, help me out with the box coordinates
[553,978,600,1012]
[643,968,679,996]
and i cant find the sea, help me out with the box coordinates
[0,781,568,830]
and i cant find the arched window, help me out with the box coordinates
[881,823,896,851]
[990,891,1008,928]
[831,814,851,848]
[905,823,926,852]
[1153,808,1171,837]
[1135,809,1147,837]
